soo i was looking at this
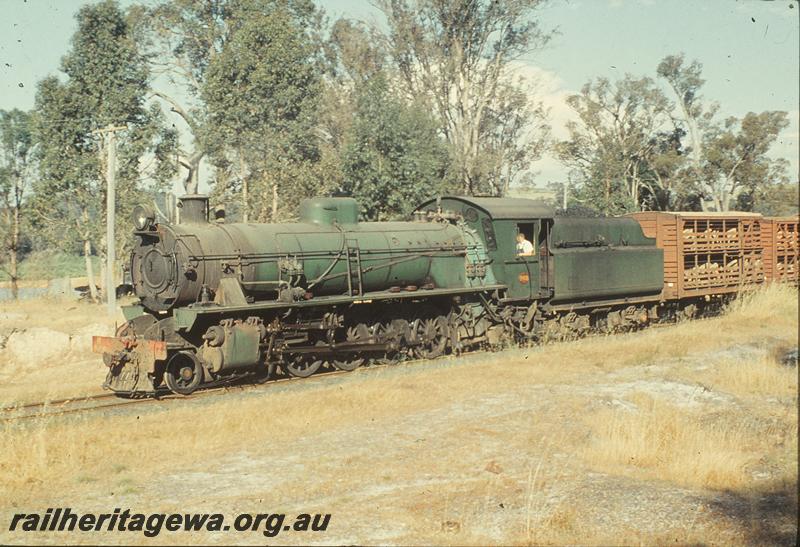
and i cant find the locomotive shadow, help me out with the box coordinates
[698,481,798,546]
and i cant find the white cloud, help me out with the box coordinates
[505,62,578,185]
[507,67,800,187]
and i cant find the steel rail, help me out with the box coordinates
[1,392,117,412]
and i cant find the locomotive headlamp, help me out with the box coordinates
[132,205,155,230]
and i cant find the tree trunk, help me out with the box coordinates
[182,151,203,195]
[83,238,98,302]
[186,163,199,195]
[271,184,278,222]
[713,188,724,212]
[240,155,248,223]
[10,204,19,299]
[721,190,730,212]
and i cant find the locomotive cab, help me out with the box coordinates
[415,196,555,301]
[414,196,664,305]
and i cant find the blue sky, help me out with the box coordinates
[1,0,798,187]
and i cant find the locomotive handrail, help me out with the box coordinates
[239,279,290,288]
[183,245,469,263]
[553,240,607,249]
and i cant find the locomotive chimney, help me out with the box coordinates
[177,194,209,224]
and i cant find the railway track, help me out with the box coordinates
[0,313,713,424]
[0,357,440,424]
[0,392,158,423]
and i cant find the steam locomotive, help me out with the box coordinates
[92,194,795,395]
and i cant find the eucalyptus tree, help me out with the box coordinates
[658,53,789,211]
[314,17,387,193]
[377,0,554,195]
[0,109,34,299]
[201,0,325,222]
[32,0,173,299]
[341,74,448,220]
[479,76,550,196]
[556,75,674,214]
[656,54,718,185]
[702,111,789,211]
[139,0,232,193]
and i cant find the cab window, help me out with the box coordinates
[516,223,536,257]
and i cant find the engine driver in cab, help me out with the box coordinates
[516,231,534,256]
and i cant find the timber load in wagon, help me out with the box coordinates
[629,211,766,299]
[762,216,799,285]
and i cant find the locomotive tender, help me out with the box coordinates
[94,194,761,395]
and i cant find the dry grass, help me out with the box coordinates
[0,284,796,545]
[580,393,797,490]
[695,353,798,399]
[0,296,119,333]
[575,287,797,516]
[2,285,796,491]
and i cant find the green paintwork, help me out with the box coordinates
[121,304,146,321]
[173,284,505,331]
[135,196,490,311]
[416,196,554,220]
[551,218,654,248]
[138,195,667,334]
[254,220,464,295]
[201,322,261,372]
[414,196,555,301]
[549,246,664,302]
[298,197,360,225]
[548,217,663,303]
[458,223,498,287]
[413,196,663,304]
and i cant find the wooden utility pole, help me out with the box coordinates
[93,124,126,316]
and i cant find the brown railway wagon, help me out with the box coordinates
[628,211,765,300]
[762,216,799,285]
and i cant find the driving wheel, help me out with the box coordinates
[413,316,449,359]
[331,324,369,371]
[283,354,324,378]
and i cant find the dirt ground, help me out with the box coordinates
[0,298,119,403]
[0,287,797,545]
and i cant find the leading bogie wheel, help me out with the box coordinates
[164,351,204,395]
